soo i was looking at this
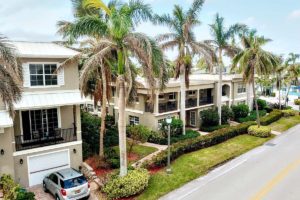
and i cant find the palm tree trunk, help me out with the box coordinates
[278,77,281,110]
[252,78,261,128]
[180,64,186,135]
[285,83,292,107]
[218,49,223,125]
[246,83,251,111]
[118,75,128,177]
[99,67,107,158]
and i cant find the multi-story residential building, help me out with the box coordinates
[111,73,253,131]
[0,42,85,187]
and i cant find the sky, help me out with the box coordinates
[0,0,299,60]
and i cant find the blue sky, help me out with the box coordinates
[0,0,299,59]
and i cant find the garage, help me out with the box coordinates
[28,149,70,187]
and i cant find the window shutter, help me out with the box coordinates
[22,63,30,87]
[57,67,64,86]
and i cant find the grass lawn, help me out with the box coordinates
[138,134,273,200]
[269,114,300,132]
[113,142,157,164]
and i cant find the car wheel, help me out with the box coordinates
[43,182,48,193]
[55,195,60,200]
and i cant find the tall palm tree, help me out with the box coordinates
[207,13,247,125]
[284,53,300,106]
[58,0,167,176]
[0,35,22,118]
[275,57,286,109]
[153,0,216,135]
[232,35,279,127]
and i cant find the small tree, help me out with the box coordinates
[127,125,151,155]
[231,104,249,120]
[200,109,219,127]
[160,118,183,137]
[221,105,234,124]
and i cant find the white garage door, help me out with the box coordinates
[28,150,70,187]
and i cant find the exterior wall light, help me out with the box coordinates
[73,148,77,154]
[0,149,4,155]
[19,159,23,165]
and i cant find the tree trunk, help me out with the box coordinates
[180,64,186,135]
[246,83,252,111]
[278,77,281,110]
[218,49,223,125]
[285,83,292,107]
[99,67,107,158]
[253,78,261,128]
[118,75,128,177]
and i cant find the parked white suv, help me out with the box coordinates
[43,168,90,200]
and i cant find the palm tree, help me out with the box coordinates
[232,34,279,127]
[284,53,300,106]
[58,0,167,176]
[0,35,22,118]
[275,57,286,109]
[153,0,216,135]
[207,13,247,125]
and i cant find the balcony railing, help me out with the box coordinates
[186,98,197,108]
[15,128,77,151]
[159,102,177,113]
[199,96,214,106]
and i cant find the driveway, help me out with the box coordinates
[30,182,100,200]
[161,125,300,200]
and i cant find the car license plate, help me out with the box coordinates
[75,189,81,194]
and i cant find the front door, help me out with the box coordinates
[190,111,196,127]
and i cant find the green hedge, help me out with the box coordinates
[103,169,150,199]
[237,110,267,123]
[282,109,296,117]
[248,125,271,138]
[294,99,300,105]
[256,99,267,110]
[144,121,256,168]
[200,109,219,127]
[260,110,283,126]
[232,104,249,119]
[200,124,230,132]
[147,130,199,145]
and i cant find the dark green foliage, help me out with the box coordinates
[260,110,283,125]
[237,110,267,123]
[221,105,234,124]
[170,130,200,144]
[256,99,267,110]
[231,104,249,119]
[147,130,199,145]
[81,111,118,159]
[16,188,35,200]
[200,109,219,127]
[105,148,120,169]
[147,131,167,145]
[160,118,183,136]
[127,125,151,155]
[200,124,230,132]
[144,121,257,168]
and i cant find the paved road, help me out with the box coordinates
[161,125,300,200]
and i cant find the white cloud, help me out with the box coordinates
[288,9,300,20]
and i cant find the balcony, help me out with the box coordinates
[15,128,77,151]
[186,98,197,108]
[199,96,214,106]
[159,102,177,113]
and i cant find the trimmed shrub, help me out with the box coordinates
[294,99,300,105]
[200,109,219,127]
[127,125,151,155]
[144,121,256,168]
[232,104,249,119]
[248,125,271,138]
[265,106,273,113]
[104,148,120,169]
[256,99,267,110]
[160,118,183,137]
[103,169,150,199]
[147,130,199,145]
[269,103,290,110]
[221,105,234,124]
[260,110,283,125]
[147,131,167,145]
[170,130,200,143]
[237,110,267,123]
[200,124,230,132]
[282,109,296,117]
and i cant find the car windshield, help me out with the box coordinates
[61,176,87,189]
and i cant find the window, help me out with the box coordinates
[129,116,139,125]
[134,96,139,103]
[188,91,196,96]
[238,84,246,93]
[29,64,57,86]
[49,174,58,185]
[61,176,87,189]
[168,92,176,100]
[158,94,165,100]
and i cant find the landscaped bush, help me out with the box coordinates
[200,124,230,132]
[269,103,290,110]
[102,169,150,199]
[256,99,267,110]
[0,174,35,200]
[200,109,219,127]
[147,130,199,145]
[127,125,151,155]
[160,118,183,136]
[105,148,120,169]
[248,125,271,138]
[144,121,256,168]
[237,110,267,123]
[81,112,118,159]
[294,99,300,105]
[282,109,296,117]
[231,104,249,119]
[260,110,283,126]
[270,92,276,97]
[221,105,234,124]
